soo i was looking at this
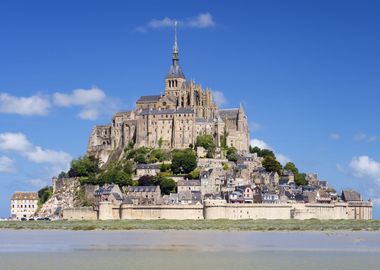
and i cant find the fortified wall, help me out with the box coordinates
[63,200,372,220]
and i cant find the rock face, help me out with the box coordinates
[38,177,81,218]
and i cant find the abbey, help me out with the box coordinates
[87,28,249,163]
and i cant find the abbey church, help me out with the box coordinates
[87,28,250,163]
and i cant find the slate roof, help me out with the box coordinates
[127,186,159,193]
[177,180,201,186]
[166,64,185,79]
[139,108,194,116]
[137,95,161,103]
[219,109,239,120]
[11,192,38,200]
[342,190,361,202]
[95,185,117,196]
[136,164,160,170]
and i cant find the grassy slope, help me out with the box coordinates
[1,219,380,231]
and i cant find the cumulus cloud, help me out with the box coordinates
[25,178,50,188]
[349,156,380,186]
[0,92,50,116]
[0,156,14,173]
[212,91,226,106]
[329,133,341,140]
[136,12,216,32]
[250,138,270,150]
[53,87,118,121]
[249,138,291,165]
[354,133,378,142]
[0,132,71,171]
[53,87,106,107]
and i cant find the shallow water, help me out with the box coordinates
[0,230,379,270]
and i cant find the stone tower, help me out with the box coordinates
[165,21,186,97]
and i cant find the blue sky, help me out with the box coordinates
[1,0,380,218]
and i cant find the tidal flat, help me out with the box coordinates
[1,219,380,231]
[0,230,380,270]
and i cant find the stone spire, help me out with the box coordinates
[166,21,185,79]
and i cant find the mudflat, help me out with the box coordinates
[0,230,379,270]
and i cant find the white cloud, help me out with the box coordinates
[212,91,226,106]
[78,108,99,120]
[250,138,291,165]
[186,13,216,28]
[0,92,50,116]
[0,156,14,173]
[354,133,378,142]
[53,87,106,107]
[276,153,291,165]
[53,87,117,121]
[136,12,216,32]
[25,178,50,188]
[0,132,71,172]
[329,133,341,140]
[349,156,380,186]
[250,138,271,150]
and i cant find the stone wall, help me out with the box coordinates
[66,200,373,220]
[63,207,98,220]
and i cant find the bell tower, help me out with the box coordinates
[165,21,185,96]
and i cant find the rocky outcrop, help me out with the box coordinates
[38,178,81,218]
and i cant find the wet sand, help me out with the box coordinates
[1,230,379,270]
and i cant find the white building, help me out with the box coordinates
[10,192,39,220]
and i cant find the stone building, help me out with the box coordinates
[87,26,249,164]
[10,192,39,220]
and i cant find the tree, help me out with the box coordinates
[68,156,99,178]
[37,186,53,205]
[171,149,197,174]
[138,175,155,186]
[97,163,133,186]
[295,173,307,186]
[226,147,239,162]
[284,162,299,176]
[58,171,68,179]
[220,130,228,149]
[135,154,147,164]
[262,156,282,174]
[195,134,215,150]
[249,146,275,159]
[187,168,200,179]
[149,149,165,163]
[159,177,176,195]
[158,137,163,148]
[123,160,135,175]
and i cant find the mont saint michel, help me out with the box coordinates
[87,27,249,165]
[7,25,368,222]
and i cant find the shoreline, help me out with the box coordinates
[1,219,380,232]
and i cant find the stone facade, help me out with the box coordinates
[10,192,38,220]
[87,31,249,164]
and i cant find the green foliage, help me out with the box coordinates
[138,175,155,186]
[97,162,133,186]
[284,162,299,176]
[295,173,307,186]
[249,146,276,159]
[122,160,135,175]
[226,147,239,162]
[37,186,53,205]
[284,162,308,186]
[58,171,68,179]
[149,149,165,163]
[223,163,229,171]
[188,168,201,179]
[68,156,99,178]
[195,134,215,150]
[220,130,228,149]
[135,154,147,164]
[171,149,197,174]
[159,177,176,195]
[262,156,282,174]
[160,163,172,172]
[158,137,163,148]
